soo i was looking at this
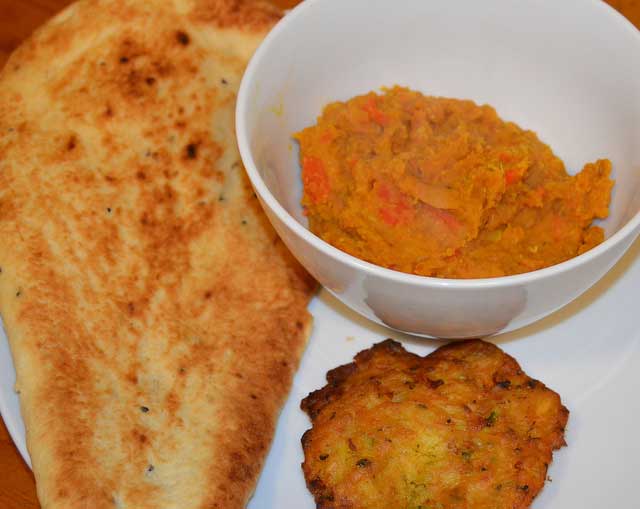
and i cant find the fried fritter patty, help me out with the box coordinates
[301,340,569,509]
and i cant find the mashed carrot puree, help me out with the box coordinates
[295,86,613,279]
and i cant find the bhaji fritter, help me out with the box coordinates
[301,340,569,509]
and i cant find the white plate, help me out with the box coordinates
[1,237,639,508]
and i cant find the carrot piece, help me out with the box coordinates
[377,182,393,202]
[377,182,414,226]
[378,181,460,230]
[499,152,512,164]
[379,206,404,226]
[363,96,388,126]
[424,204,462,231]
[302,156,330,204]
[505,169,521,186]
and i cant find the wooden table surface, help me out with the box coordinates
[0,0,638,507]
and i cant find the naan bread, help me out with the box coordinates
[0,1,315,508]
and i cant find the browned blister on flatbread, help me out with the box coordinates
[0,1,315,508]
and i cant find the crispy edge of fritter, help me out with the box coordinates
[301,339,415,419]
[300,339,569,509]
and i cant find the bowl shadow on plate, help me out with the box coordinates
[317,291,449,349]
[318,237,640,347]
[493,236,640,346]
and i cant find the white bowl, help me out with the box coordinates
[237,0,640,339]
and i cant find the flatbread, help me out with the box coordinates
[0,1,315,508]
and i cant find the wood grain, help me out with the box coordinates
[0,1,638,508]
[0,420,39,509]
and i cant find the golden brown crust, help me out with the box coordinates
[0,1,315,508]
[188,0,282,29]
[301,339,569,509]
